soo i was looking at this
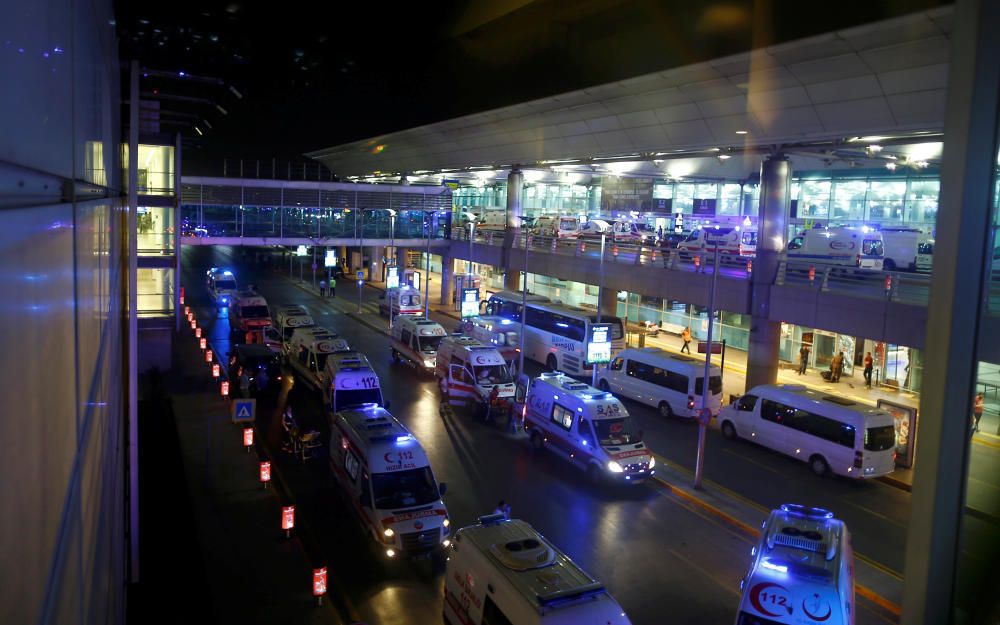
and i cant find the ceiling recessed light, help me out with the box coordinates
[735,130,748,135]
[718,154,731,160]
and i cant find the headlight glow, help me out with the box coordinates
[648,456,656,469]
[383,528,394,538]
[443,518,450,528]
[385,548,396,558]
[607,460,624,473]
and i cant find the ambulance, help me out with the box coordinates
[273,304,315,345]
[736,504,854,625]
[328,404,451,558]
[787,226,884,269]
[390,315,447,372]
[676,226,755,256]
[534,215,581,239]
[435,336,515,411]
[285,326,351,390]
[443,515,632,625]
[228,289,272,342]
[516,371,655,484]
[379,285,423,317]
[325,351,384,413]
[206,268,238,307]
[458,316,520,366]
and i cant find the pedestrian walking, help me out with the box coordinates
[494,500,511,520]
[798,343,811,375]
[329,276,336,298]
[681,327,692,354]
[830,350,845,383]
[973,393,984,432]
[319,279,327,297]
[863,351,874,388]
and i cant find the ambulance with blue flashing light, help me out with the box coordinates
[274,304,315,346]
[328,404,451,559]
[380,285,423,317]
[285,326,351,391]
[206,268,238,307]
[517,372,654,484]
[390,315,447,372]
[458,316,521,368]
[443,515,632,625]
[736,504,855,625]
[228,289,272,341]
[325,351,384,412]
[435,336,515,412]
[787,226,884,270]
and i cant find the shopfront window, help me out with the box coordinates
[797,179,831,218]
[673,183,694,213]
[137,267,174,316]
[720,183,742,215]
[868,180,906,223]
[123,144,175,196]
[137,206,175,255]
[831,179,867,222]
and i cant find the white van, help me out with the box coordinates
[273,304,315,345]
[325,351,384,413]
[718,384,897,478]
[328,404,450,558]
[379,285,423,317]
[284,327,351,390]
[880,227,927,271]
[517,372,654,484]
[676,226,742,255]
[228,290,272,341]
[736,504,854,625]
[476,209,508,232]
[444,515,632,625]
[597,348,723,419]
[786,226,885,270]
[389,315,447,372]
[206,268,238,306]
[435,336,515,410]
[916,237,934,273]
[534,215,580,239]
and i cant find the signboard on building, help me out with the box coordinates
[296,245,308,257]
[586,323,612,364]
[386,266,399,290]
[877,399,917,468]
[653,198,673,212]
[692,198,717,217]
[599,177,653,213]
[324,250,337,268]
[460,288,480,318]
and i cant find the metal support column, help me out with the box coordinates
[902,0,1000,621]
[126,59,140,583]
[503,167,523,291]
[745,156,789,392]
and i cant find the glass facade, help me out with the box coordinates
[123,144,175,196]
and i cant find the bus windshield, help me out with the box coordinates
[865,425,896,451]
[371,467,439,509]
[473,364,512,384]
[589,316,624,340]
[593,417,642,446]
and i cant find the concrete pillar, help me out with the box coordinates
[599,287,619,320]
[394,247,407,269]
[371,246,385,282]
[440,254,454,306]
[502,167,525,292]
[338,245,348,271]
[745,157,790,392]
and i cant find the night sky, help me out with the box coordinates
[114,0,947,173]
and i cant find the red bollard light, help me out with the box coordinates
[243,427,254,451]
[313,567,327,604]
[612,245,619,257]
[808,265,816,282]
[205,349,213,363]
[180,286,185,305]
[694,255,701,268]
[746,260,753,274]
[190,319,197,330]
[184,305,190,316]
[199,337,207,350]
[651,249,658,262]
[282,505,295,537]
[195,327,202,338]
[885,275,892,291]
[220,380,230,397]
[260,461,271,488]
[579,241,586,254]
[212,363,220,378]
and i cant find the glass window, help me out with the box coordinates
[695,375,723,396]
[592,417,642,445]
[551,404,574,430]
[798,180,831,218]
[865,425,896,451]
[137,267,174,316]
[831,179,868,222]
[737,394,757,411]
[345,451,360,482]
[610,357,624,371]
[673,183,694,213]
[371,467,439,508]
[868,180,906,223]
[720,183,742,215]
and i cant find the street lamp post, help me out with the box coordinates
[593,231,607,386]
[518,227,529,378]
[424,210,431,317]
[693,241,721,490]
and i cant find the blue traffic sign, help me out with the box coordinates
[231,398,256,423]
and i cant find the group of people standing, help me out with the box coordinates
[797,345,875,388]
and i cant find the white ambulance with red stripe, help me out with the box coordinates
[328,404,451,559]
[736,504,855,625]
[435,336,515,411]
[517,372,654,484]
[390,315,447,372]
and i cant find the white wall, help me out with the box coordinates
[0,0,124,623]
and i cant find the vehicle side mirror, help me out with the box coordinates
[438,482,448,497]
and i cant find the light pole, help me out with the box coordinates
[589,220,610,386]
[388,209,397,271]
[518,226,529,378]
[424,209,431,317]
[693,237,721,490]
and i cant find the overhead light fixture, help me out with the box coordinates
[735,130,748,135]
[914,160,929,168]
[885,162,897,171]
[228,85,243,99]
[868,144,882,153]
[718,154,732,161]
[194,126,203,136]
[215,104,229,116]
[202,119,213,129]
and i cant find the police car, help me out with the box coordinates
[736,504,855,625]
[328,405,450,558]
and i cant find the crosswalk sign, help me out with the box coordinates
[231,398,256,424]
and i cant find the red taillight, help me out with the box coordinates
[854,451,863,468]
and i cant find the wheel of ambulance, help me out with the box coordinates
[658,401,674,419]
[598,379,610,392]
[546,354,558,371]
[530,430,544,451]
[587,464,603,486]
[721,420,738,440]
[809,455,830,477]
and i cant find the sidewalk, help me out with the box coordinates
[162,325,345,625]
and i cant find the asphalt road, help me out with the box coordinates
[181,245,909,625]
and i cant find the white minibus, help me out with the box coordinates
[718,384,896,478]
[597,348,723,419]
